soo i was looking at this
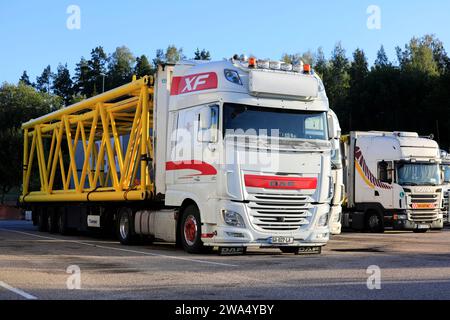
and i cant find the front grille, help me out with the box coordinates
[246,193,313,231]
[408,193,440,222]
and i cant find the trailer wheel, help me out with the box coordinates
[117,208,135,245]
[180,205,204,254]
[57,211,68,235]
[280,247,300,255]
[47,210,57,234]
[37,209,47,232]
[365,210,384,233]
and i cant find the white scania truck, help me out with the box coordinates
[440,151,450,224]
[342,131,444,233]
[21,56,336,254]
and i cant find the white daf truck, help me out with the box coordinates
[328,110,344,235]
[21,56,336,254]
[342,131,444,233]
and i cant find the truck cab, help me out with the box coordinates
[160,57,335,253]
[342,131,444,233]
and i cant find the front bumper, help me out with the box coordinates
[202,200,330,248]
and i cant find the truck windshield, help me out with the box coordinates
[396,162,441,186]
[442,164,450,183]
[223,103,327,140]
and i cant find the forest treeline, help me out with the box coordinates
[0,36,449,201]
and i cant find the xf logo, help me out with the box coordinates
[172,72,218,95]
[181,74,211,93]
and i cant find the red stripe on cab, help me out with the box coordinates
[244,175,317,190]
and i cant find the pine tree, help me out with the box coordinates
[36,65,53,93]
[134,55,153,77]
[194,48,211,61]
[374,45,390,68]
[73,57,90,96]
[88,47,108,95]
[52,63,73,105]
[19,71,32,86]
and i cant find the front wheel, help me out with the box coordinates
[180,205,204,254]
[365,211,385,233]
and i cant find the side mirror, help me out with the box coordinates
[199,107,212,130]
[327,113,339,140]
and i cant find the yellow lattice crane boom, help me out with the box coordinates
[20,76,154,203]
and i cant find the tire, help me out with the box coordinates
[180,205,204,254]
[280,247,300,255]
[365,210,384,233]
[116,208,135,245]
[37,209,47,232]
[47,210,57,234]
[57,211,68,235]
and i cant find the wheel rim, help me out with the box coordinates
[119,213,129,240]
[184,215,198,247]
[369,215,379,229]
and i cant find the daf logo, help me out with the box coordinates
[269,181,295,188]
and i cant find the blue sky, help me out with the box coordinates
[1,0,449,83]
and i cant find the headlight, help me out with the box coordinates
[397,214,408,220]
[222,210,245,228]
[317,213,329,227]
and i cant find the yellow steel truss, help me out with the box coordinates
[20,76,154,203]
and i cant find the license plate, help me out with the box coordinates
[269,236,294,244]
[417,224,430,229]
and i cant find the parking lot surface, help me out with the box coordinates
[1,220,450,300]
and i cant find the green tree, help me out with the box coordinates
[326,43,350,127]
[108,46,136,88]
[52,64,73,105]
[36,65,53,93]
[374,45,391,69]
[88,47,108,95]
[194,48,211,60]
[165,45,186,63]
[73,57,90,96]
[134,55,153,78]
[0,83,62,202]
[19,71,32,87]
[396,36,440,76]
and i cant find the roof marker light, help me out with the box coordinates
[257,59,270,69]
[269,61,281,70]
[281,63,293,71]
[248,57,257,68]
[303,64,311,74]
